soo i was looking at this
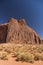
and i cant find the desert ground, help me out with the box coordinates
[0,43,43,65]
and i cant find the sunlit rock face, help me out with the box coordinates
[0,18,42,44]
[6,18,41,44]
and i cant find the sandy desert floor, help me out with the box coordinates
[0,43,43,65]
[0,55,43,65]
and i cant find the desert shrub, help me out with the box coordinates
[40,54,43,61]
[1,52,8,60]
[39,45,43,51]
[0,45,4,51]
[16,53,34,63]
[34,53,41,61]
[13,51,20,57]
[4,46,12,54]
[36,45,43,51]
[13,46,20,52]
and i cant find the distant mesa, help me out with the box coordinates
[0,18,42,44]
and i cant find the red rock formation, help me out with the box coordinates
[18,19,26,25]
[6,18,41,44]
[0,23,8,43]
[0,18,42,44]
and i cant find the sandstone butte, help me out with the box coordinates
[0,18,42,44]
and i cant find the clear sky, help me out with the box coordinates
[0,0,43,39]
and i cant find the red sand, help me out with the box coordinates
[0,55,43,65]
[0,43,43,65]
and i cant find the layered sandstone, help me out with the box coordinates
[0,18,41,44]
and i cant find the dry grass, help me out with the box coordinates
[0,52,8,60]
[0,43,43,63]
[34,52,42,61]
[16,52,34,63]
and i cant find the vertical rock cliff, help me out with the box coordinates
[0,23,8,43]
[0,18,42,44]
[6,18,41,44]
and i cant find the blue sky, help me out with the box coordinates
[0,0,43,39]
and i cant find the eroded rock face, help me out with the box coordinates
[0,23,8,43]
[6,18,41,44]
[0,18,42,44]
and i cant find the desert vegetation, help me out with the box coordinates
[1,52,8,60]
[0,43,43,63]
